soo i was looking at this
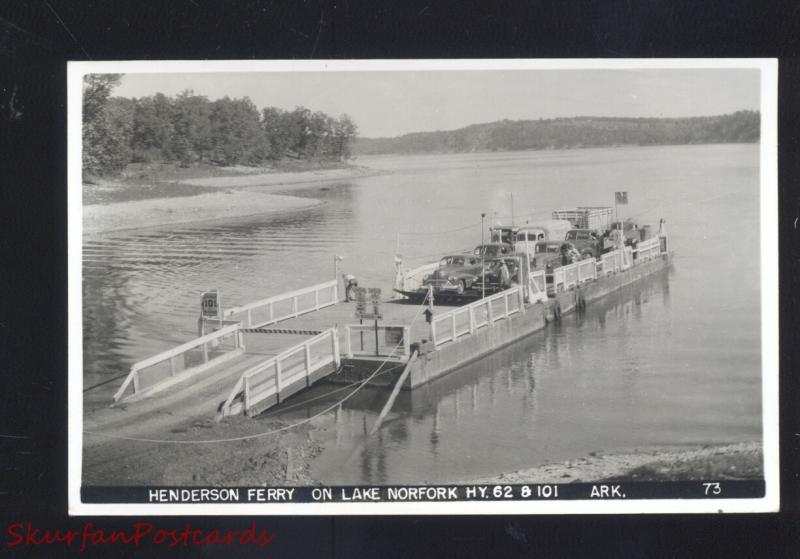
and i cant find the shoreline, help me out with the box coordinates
[82,165,383,235]
[458,441,763,484]
[178,164,382,190]
[82,190,322,235]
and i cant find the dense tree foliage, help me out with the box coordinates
[82,76,359,177]
[353,112,760,155]
[82,74,130,176]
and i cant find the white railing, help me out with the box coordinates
[219,328,340,417]
[113,322,245,404]
[220,280,338,329]
[553,258,598,292]
[528,269,548,304]
[431,286,524,348]
[345,324,411,359]
[633,237,662,262]
[395,262,439,292]
[598,247,634,276]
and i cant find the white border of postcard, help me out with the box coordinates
[68,58,779,515]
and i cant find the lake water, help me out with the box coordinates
[82,144,762,483]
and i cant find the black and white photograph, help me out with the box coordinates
[68,59,778,514]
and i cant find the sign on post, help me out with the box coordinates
[615,191,628,204]
[354,287,382,320]
[201,290,220,318]
[201,289,222,334]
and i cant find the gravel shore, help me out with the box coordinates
[460,441,763,484]
[82,190,322,235]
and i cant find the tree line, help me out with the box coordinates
[353,111,760,155]
[82,74,358,177]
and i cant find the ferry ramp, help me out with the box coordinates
[91,280,442,438]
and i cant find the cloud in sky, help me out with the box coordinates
[114,68,760,138]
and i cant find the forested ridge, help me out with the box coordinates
[82,74,358,178]
[353,112,760,155]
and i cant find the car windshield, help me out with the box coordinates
[440,256,465,266]
[475,245,508,257]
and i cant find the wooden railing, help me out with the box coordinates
[552,257,600,292]
[219,328,340,417]
[220,280,338,329]
[431,286,524,347]
[345,324,411,359]
[113,322,245,404]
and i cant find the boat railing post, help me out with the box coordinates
[243,375,251,416]
[403,326,410,358]
[345,326,353,357]
[469,306,476,334]
[304,343,312,386]
[131,369,140,394]
[488,298,494,324]
[275,359,283,402]
[451,313,457,341]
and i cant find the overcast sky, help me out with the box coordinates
[114,68,760,138]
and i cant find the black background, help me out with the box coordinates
[1,1,799,556]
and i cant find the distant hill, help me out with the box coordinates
[353,111,760,155]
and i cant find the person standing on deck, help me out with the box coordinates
[499,260,511,288]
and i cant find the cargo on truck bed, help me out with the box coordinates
[552,207,613,231]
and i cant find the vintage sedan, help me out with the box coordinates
[422,254,484,294]
[530,240,565,271]
[472,256,521,294]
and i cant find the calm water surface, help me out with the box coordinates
[82,144,762,483]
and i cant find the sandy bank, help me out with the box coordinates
[179,165,381,190]
[82,190,322,235]
[460,442,763,484]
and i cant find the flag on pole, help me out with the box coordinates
[615,191,628,204]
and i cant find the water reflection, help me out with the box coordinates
[292,270,718,485]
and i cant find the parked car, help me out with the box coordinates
[530,240,565,271]
[473,242,514,258]
[422,254,484,294]
[473,257,521,293]
[565,229,604,258]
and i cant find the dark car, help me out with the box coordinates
[422,254,483,294]
[473,242,514,258]
[473,257,520,293]
[530,240,565,271]
[565,229,603,258]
